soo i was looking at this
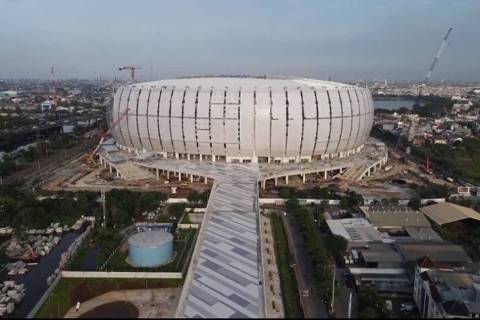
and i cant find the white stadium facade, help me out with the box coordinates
[108,76,374,164]
[100,76,387,318]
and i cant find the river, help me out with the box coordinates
[374,98,422,110]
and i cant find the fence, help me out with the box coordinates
[61,271,182,279]
[26,274,62,318]
[259,198,341,205]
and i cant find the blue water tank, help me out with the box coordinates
[128,230,174,268]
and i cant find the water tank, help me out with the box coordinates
[127,230,173,268]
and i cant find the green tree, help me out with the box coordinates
[357,286,391,319]
[408,198,421,210]
[325,235,348,260]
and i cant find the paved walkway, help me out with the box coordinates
[140,163,266,318]
[64,288,180,318]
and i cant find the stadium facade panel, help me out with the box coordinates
[109,77,374,163]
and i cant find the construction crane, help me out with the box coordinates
[118,66,142,81]
[418,27,453,97]
[84,107,130,165]
[118,66,161,81]
[395,27,453,155]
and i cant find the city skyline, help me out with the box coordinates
[1,0,479,81]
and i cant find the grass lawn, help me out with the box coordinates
[35,277,180,318]
[270,214,303,318]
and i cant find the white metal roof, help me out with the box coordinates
[134,76,353,90]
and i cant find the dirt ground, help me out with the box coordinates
[65,287,181,318]
[42,164,212,196]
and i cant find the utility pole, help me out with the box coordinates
[331,263,336,313]
[348,291,352,318]
[100,188,106,226]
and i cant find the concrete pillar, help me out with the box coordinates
[109,165,112,174]
[200,154,203,161]
[187,154,191,160]
[167,171,170,179]
[274,177,278,186]
[212,155,216,162]
[261,180,266,190]
[156,169,159,180]
[204,176,208,184]
[178,172,182,182]
[190,174,193,183]
[324,170,328,180]
[340,167,343,174]
[302,174,306,184]
[285,175,289,185]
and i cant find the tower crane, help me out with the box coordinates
[118,66,143,81]
[118,66,162,81]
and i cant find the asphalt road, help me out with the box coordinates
[332,268,357,318]
[281,213,329,318]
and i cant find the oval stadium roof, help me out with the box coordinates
[133,76,354,90]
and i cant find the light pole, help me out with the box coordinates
[331,263,336,314]
[348,291,352,318]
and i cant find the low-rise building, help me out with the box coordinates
[40,100,55,112]
[414,257,480,318]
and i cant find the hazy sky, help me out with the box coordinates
[1,0,479,81]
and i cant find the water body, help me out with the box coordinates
[7,232,80,318]
[374,98,417,110]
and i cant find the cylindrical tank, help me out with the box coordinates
[128,230,173,268]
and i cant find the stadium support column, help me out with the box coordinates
[274,177,278,186]
[178,172,182,182]
[204,176,208,184]
[156,169,159,180]
[109,165,112,174]
[302,174,306,184]
[190,174,193,183]
[324,170,328,180]
[167,171,170,179]
[261,180,266,190]
[285,175,289,185]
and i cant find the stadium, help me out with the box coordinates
[98,76,387,318]
[108,76,374,164]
